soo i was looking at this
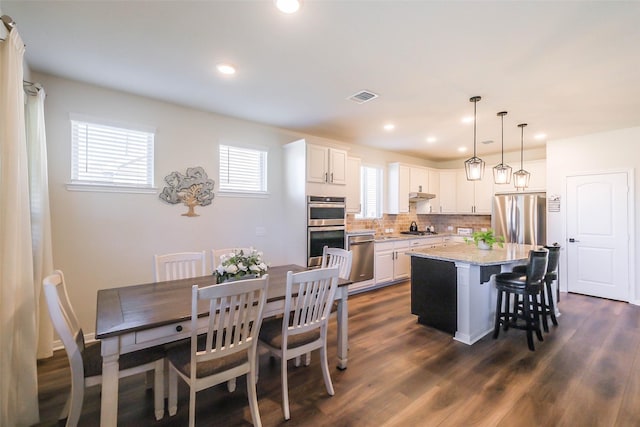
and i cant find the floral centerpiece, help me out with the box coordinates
[214,248,268,283]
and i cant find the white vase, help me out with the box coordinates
[477,241,492,250]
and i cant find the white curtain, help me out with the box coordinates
[0,28,40,426]
[26,85,54,359]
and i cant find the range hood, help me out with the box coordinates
[408,192,436,201]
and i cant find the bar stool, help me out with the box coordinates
[511,244,561,331]
[493,248,549,351]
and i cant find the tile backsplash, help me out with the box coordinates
[347,205,491,235]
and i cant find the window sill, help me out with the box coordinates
[66,183,158,194]
[217,191,269,199]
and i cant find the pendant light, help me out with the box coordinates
[464,96,485,181]
[513,123,531,189]
[493,111,512,184]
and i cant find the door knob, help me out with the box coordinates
[569,238,579,243]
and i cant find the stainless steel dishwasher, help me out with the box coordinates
[347,233,375,282]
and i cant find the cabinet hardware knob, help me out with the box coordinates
[176,325,183,332]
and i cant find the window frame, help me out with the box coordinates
[66,114,156,194]
[356,164,383,219]
[217,143,269,198]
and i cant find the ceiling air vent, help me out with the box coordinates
[348,90,379,104]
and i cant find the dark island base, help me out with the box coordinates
[411,257,458,335]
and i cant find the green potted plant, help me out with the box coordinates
[465,229,505,250]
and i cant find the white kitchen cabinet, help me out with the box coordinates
[387,163,410,214]
[425,169,440,214]
[493,159,546,193]
[438,170,457,213]
[455,170,494,214]
[306,143,347,186]
[375,240,411,285]
[346,156,361,213]
[388,163,431,214]
[409,166,428,193]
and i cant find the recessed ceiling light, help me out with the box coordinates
[461,116,474,124]
[383,123,395,131]
[426,137,437,143]
[458,147,467,153]
[534,133,547,140]
[216,63,236,75]
[275,0,301,14]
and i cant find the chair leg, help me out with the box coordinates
[153,359,165,421]
[168,366,178,416]
[493,289,504,339]
[320,344,335,396]
[66,365,85,426]
[546,279,559,326]
[539,289,549,333]
[281,356,290,420]
[532,294,544,342]
[304,352,311,366]
[247,355,263,427]
[294,355,301,367]
[523,294,535,351]
[189,385,196,427]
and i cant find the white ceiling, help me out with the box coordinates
[3,0,640,161]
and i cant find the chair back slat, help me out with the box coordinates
[154,251,206,282]
[191,275,268,367]
[321,246,353,280]
[284,267,339,338]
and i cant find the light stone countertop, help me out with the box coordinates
[409,243,536,266]
[373,233,453,243]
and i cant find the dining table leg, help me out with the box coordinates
[336,286,348,370]
[100,337,120,427]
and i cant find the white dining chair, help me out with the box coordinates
[166,275,269,427]
[43,270,165,426]
[321,246,353,280]
[258,266,339,420]
[153,251,206,282]
[295,246,353,367]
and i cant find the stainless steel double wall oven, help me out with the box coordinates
[307,196,346,268]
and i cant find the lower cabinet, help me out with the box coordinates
[374,240,411,285]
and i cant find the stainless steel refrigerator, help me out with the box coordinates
[492,192,546,246]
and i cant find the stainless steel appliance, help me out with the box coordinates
[347,233,375,282]
[307,196,346,267]
[492,192,546,245]
[307,195,346,226]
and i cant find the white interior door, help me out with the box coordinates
[566,172,630,301]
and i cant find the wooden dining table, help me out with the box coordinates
[95,264,352,427]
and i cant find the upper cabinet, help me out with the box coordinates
[493,159,546,194]
[437,170,457,214]
[409,166,428,193]
[387,163,432,214]
[284,139,348,198]
[387,163,411,214]
[306,143,347,186]
[346,157,361,214]
[455,170,493,214]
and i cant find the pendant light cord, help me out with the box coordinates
[473,99,477,157]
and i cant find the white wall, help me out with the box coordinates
[547,127,639,303]
[37,73,438,335]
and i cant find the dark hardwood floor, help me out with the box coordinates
[34,281,640,426]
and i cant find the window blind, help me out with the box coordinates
[71,120,154,188]
[219,144,267,193]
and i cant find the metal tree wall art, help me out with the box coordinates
[159,166,215,217]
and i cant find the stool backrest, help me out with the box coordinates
[544,245,561,274]
[526,248,549,288]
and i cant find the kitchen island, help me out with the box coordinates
[409,243,535,345]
